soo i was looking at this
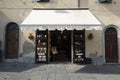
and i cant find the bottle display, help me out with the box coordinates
[73,30,85,63]
[35,29,48,63]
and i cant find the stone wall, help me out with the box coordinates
[89,0,120,26]
[0,0,88,54]
[1,0,120,63]
[85,30,103,58]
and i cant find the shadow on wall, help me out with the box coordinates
[101,1,120,18]
[23,41,35,55]
[0,11,11,27]
[0,11,11,57]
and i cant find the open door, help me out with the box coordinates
[50,30,71,62]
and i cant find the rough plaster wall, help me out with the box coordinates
[0,0,87,8]
[80,0,88,8]
[89,0,120,26]
[85,30,103,58]
[19,28,36,63]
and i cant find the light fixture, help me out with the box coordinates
[28,33,34,41]
[88,33,94,40]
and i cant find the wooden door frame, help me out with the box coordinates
[5,22,19,59]
[103,25,119,64]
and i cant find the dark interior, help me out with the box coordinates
[50,30,71,62]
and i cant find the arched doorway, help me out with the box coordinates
[5,22,19,59]
[105,27,118,63]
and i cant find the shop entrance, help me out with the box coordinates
[50,30,71,62]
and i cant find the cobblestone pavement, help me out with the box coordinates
[0,63,120,80]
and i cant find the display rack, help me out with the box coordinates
[35,29,48,63]
[73,30,85,63]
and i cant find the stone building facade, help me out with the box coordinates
[0,0,120,64]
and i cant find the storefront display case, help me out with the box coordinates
[73,30,85,63]
[35,29,48,63]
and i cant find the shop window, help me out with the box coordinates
[35,0,50,2]
[98,0,112,3]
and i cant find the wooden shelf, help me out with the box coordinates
[35,30,48,63]
[73,30,85,63]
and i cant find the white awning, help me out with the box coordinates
[21,10,102,30]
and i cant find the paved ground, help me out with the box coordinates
[0,63,120,80]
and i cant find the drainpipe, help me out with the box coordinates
[78,0,80,8]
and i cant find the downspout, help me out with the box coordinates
[78,0,80,8]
